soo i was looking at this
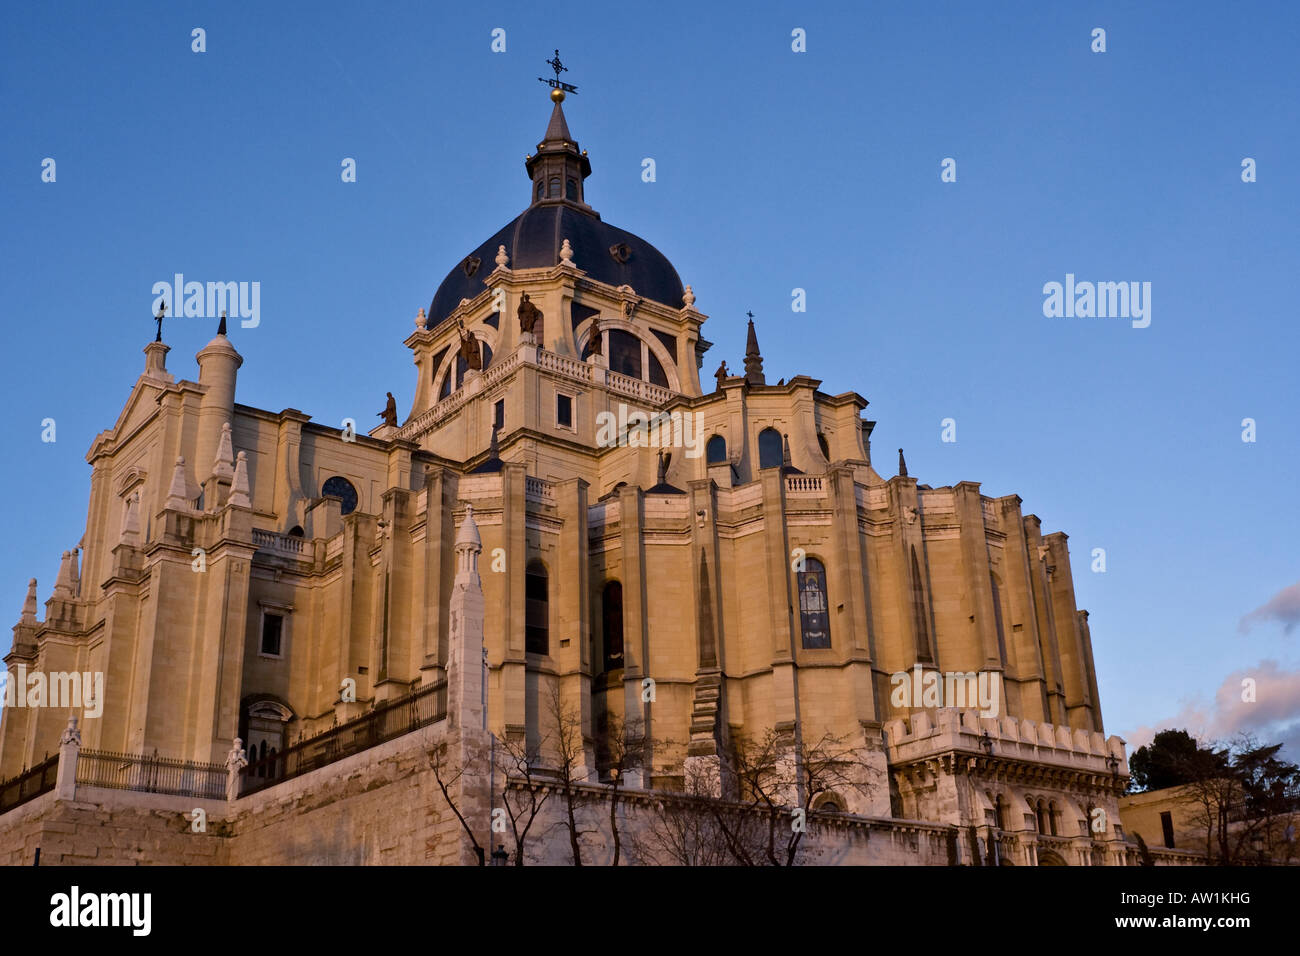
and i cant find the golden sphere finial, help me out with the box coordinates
[550,88,565,103]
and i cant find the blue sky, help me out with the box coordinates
[2,1,1297,760]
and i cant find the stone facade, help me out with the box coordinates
[0,96,1142,865]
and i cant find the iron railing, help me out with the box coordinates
[76,748,227,800]
[0,753,59,814]
[239,680,447,797]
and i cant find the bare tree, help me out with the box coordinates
[629,727,879,866]
[495,731,553,865]
[1183,734,1300,865]
[426,740,485,866]
[547,690,649,866]
[599,712,645,867]
[629,762,740,866]
[715,728,880,866]
[547,684,591,866]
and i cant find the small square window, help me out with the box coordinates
[261,613,283,656]
[556,393,573,429]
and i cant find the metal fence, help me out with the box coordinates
[76,748,227,800]
[240,680,447,797]
[0,753,59,814]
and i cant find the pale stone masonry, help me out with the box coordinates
[0,95,1139,865]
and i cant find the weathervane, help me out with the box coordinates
[539,49,578,100]
[154,302,167,343]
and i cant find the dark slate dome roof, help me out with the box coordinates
[428,205,684,327]
[427,98,684,328]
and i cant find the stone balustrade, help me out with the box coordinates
[884,707,1128,775]
[252,528,305,555]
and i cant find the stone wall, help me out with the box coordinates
[0,722,958,866]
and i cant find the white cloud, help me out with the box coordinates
[1239,581,1300,636]
[1121,659,1300,763]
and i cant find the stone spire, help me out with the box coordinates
[525,94,592,209]
[68,547,81,598]
[229,451,252,509]
[455,502,482,560]
[165,456,191,510]
[120,491,141,547]
[744,316,766,386]
[211,422,235,481]
[898,448,909,478]
[20,578,38,624]
[544,99,572,141]
[53,551,75,598]
[142,339,173,384]
[448,503,485,730]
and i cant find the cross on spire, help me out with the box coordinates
[539,49,578,97]
[154,302,167,342]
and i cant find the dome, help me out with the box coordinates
[426,99,684,327]
[428,206,684,327]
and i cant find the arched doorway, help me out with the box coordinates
[1038,849,1068,866]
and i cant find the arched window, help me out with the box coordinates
[245,698,292,782]
[648,351,668,387]
[798,558,831,649]
[321,476,358,516]
[910,548,932,662]
[1035,799,1048,834]
[287,525,304,537]
[439,337,491,399]
[994,794,1007,831]
[1048,800,1059,836]
[548,176,561,198]
[608,329,642,379]
[566,178,577,200]
[525,560,549,655]
[602,581,624,673]
[817,432,831,460]
[757,428,783,469]
[706,435,727,464]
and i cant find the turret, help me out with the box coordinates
[194,317,243,495]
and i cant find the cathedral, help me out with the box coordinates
[0,84,1152,866]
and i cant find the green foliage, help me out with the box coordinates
[1127,729,1224,792]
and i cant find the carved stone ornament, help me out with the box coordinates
[462,256,481,278]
